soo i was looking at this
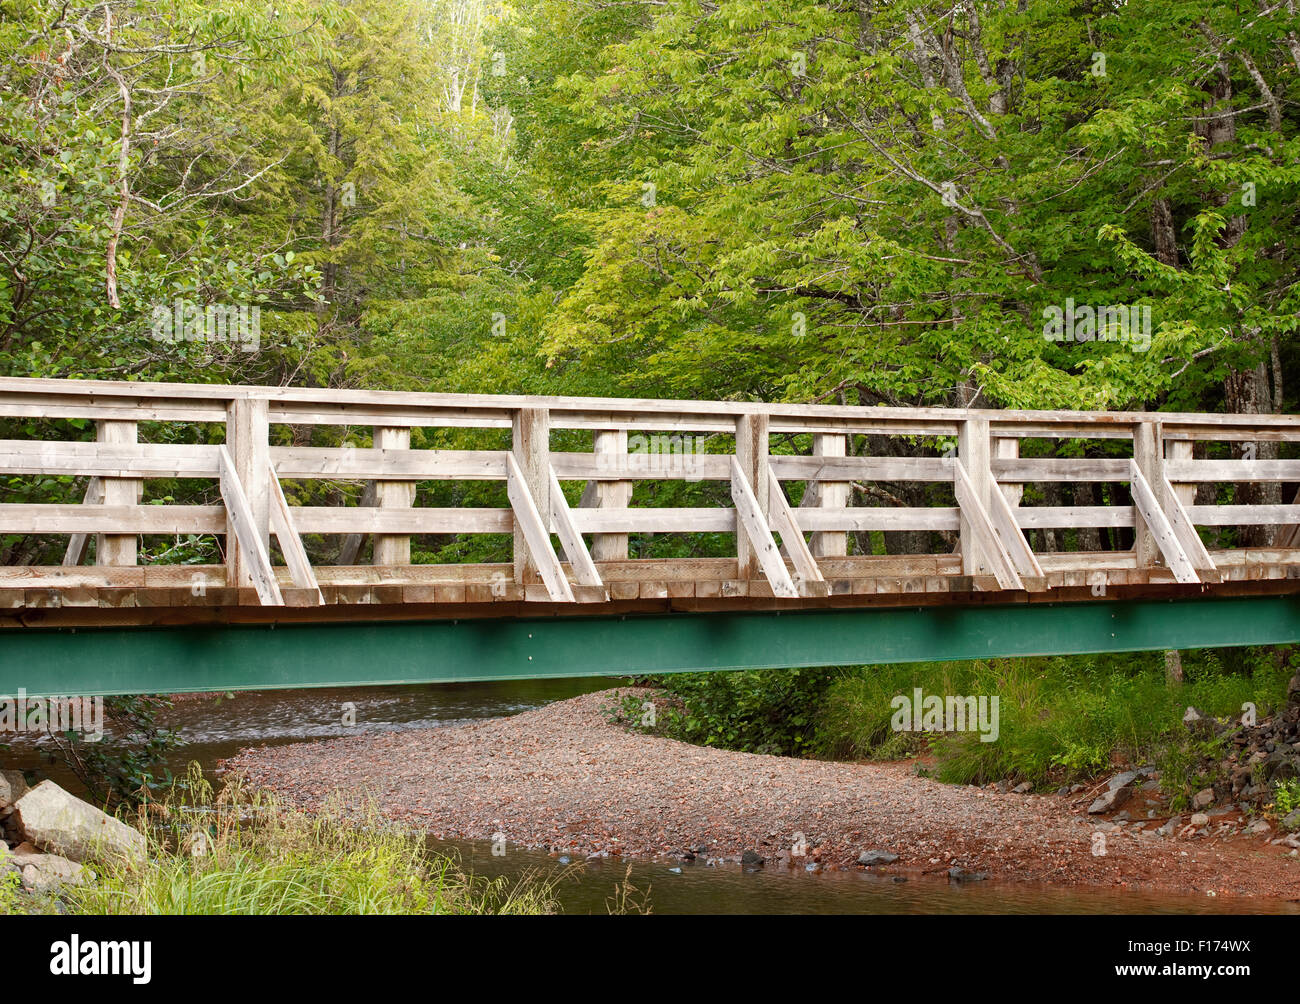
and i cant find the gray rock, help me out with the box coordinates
[1245,819,1272,835]
[740,849,763,868]
[1264,753,1299,782]
[0,770,27,808]
[857,850,899,866]
[1087,786,1132,814]
[1011,782,1033,794]
[18,852,85,892]
[1192,788,1215,810]
[1283,808,1300,831]
[1107,770,1139,791]
[947,866,988,882]
[1190,812,1210,826]
[13,780,145,866]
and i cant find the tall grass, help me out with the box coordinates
[53,767,557,916]
[813,649,1291,791]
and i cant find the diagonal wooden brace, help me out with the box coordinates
[730,456,798,598]
[953,461,1025,591]
[1158,472,1220,582]
[983,471,1045,589]
[506,452,575,602]
[1128,459,1200,584]
[62,477,103,566]
[218,446,283,605]
[766,470,827,597]
[548,466,605,594]
[267,460,323,604]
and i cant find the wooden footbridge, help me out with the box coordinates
[3,377,1300,696]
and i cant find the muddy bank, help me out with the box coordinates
[223,689,1300,902]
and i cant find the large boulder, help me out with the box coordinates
[0,770,27,808]
[13,781,144,867]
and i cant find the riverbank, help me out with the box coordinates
[224,688,1300,902]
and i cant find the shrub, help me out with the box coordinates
[646,667,837,756]
[55,766,558,916]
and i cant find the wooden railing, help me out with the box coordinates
[2,376,1299,614]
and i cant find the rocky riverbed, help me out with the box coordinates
[224,688,1300,902]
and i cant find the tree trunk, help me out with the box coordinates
[1165,649,1184,687]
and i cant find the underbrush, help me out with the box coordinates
[23,767,559,916]
[642,649,1291,791]
[637,668,837,756]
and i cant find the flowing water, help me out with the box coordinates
[4,680,1297,915]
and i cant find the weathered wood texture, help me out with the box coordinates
[1,377,1297,613]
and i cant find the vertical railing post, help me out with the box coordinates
[1132,419,1163,567]
[226,397,270,588]
[95,419,138,566]
[1166,438,1195,508]
[958,416,992,575]
[811,432,848,558]
[993,436,1023,506]
[373,426,414,566]
[735,412,769,580]
[591,428,630,561]
[512,407,550,583]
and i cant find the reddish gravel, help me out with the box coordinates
[223,688,1300,902]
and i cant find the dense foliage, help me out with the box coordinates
[3,0,1297,413]
[643,648,1293,801]
[637,668,838,756]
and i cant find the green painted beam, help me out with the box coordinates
[3,595,1300,697]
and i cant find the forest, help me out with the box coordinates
[3,1,1296,491]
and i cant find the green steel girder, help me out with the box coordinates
[2,595,1299,697]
